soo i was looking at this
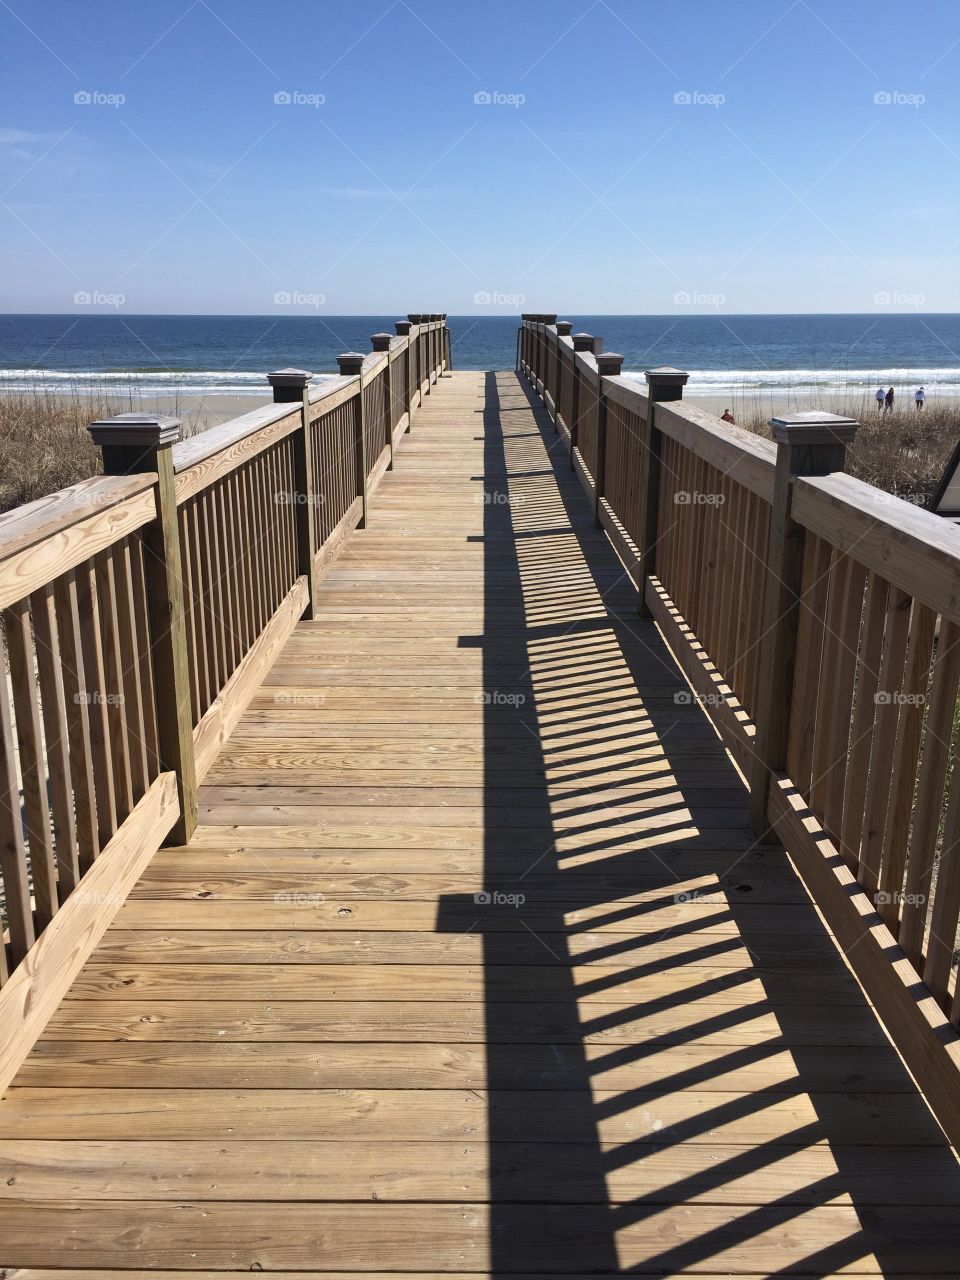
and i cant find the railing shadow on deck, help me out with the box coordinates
[443,370,960,1276]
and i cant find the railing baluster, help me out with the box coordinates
[31,581,80,898]
[4,597,58,929]
[0,643,34,963]
[337,353,367,528]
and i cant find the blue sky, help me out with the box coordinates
[1,0,958,314]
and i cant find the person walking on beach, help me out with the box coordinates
[721,409,735,424]
[876,386,886,413]
[885,386,895,413]
[915,385,925,411]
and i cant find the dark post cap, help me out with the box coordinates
[370,333,392,352]
[267,368,313,391]
[769,411,859,447]
[555,321,574,336]
[596,353,625,376]
[337,352,366,376]
[572,333,595,352]
[541,314,558,324]
[395,320,412,335]
[407,313,424,323]
[88,413,181,449]
[645,366,689,387]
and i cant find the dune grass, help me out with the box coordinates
[0,391,108,514]
[3,386,960,516]
[0,387,206,515]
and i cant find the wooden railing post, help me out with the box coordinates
[371,333,394,470]
[637,367,689,616]
[593,352,625,526]
[747,411,860,838]
[569,333,595,470]
[395,320,413,429]
[338,352,368,528]
[267,368,316,618]
[443,319,453,372]
[88,414,197,845]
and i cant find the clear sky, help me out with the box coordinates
[2,0,958,314]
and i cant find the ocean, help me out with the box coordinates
[1,313,959,401]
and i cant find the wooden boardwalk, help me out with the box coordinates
[2,369,960,1275]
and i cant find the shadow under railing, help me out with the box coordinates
[443,369,960,1275]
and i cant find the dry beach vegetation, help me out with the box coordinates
[2,386,960,514]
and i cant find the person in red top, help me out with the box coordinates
[720,409,735,424]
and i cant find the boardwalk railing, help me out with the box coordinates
[0,313,448,1086]
[521,312,960,1145]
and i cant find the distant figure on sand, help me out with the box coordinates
[876,386,886,412]
[721,409,735,424]
[885,386,895,412]
[916,385,925,411]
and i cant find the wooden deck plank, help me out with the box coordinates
[3,1139,957,1204]
[2,370,958,1275]
[1,1201,959,1272]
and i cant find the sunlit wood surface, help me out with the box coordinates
[1,370,959,1276]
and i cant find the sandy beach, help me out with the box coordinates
[145,393,274,434]
[655,388,960,423]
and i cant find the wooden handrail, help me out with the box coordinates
[520,313,960,1146]
[0,311,448,1015]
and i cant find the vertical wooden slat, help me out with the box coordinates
[924,759,960,1007]
[75,561,118,848]
[3,597,58,930]
[809,551,848,822]
[93,549,134,826]
[178,506,201,724]
[858,586,912,895]
[0,646,35,963]
[111,539,149,801]
[53,569,99,871]
[128,534,160,779]
[246,459,270,635]
[821,559,867,841]
[785,533,832,798]
[215,475,240,680]
[185,501,209,717]
[193,495,217,713]
[30,581,80,898]
[901,618,960,965]
[838,572,887,868]
[208,483,230,700]
[265,445,285,612]
[877,602,937,926]
[235,463,259,643]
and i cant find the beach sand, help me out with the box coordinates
[150,393,274,434]
[681,389,958,422]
